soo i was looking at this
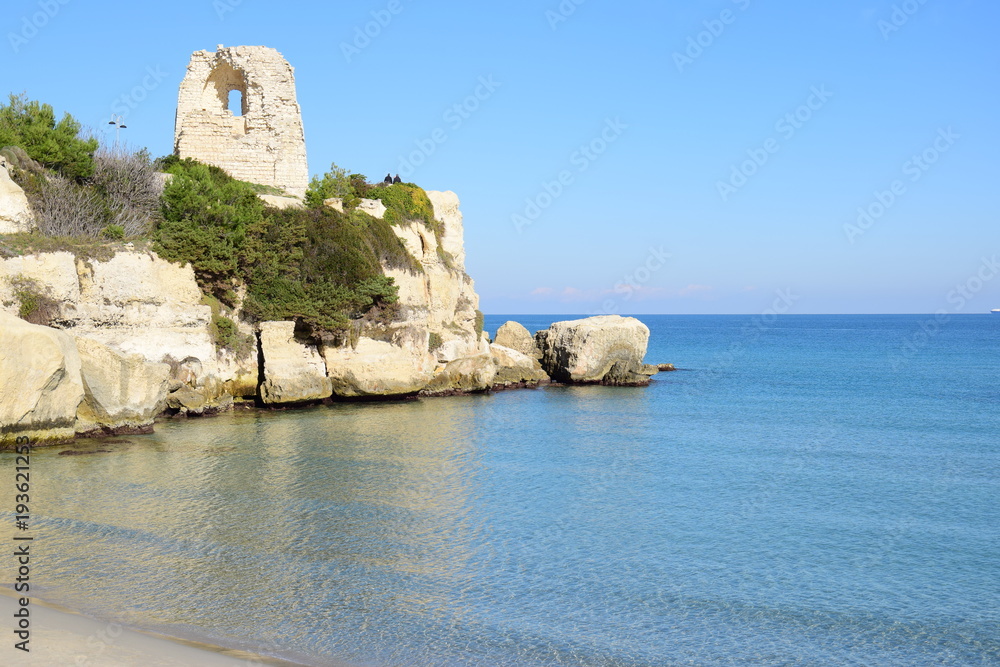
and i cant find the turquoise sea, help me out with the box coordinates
[5,314,1000,666]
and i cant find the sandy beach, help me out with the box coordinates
[0,590,302,667]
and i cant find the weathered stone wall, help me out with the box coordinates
[174,45,308,198]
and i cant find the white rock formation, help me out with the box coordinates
[357,198,387,219]
[373,190,492,394]
[490,344,549,388]
[0,311,84,446]
[423,347,497,395]
[322,338,435,398]
[75,338,171,435]
[259,194,304,210]
[0,158,33,234]
[495,321,538,358]
[425,190,466,269]
[174,45,308,197]
[0,250,257,400]
[385,191,481,356]
[258,321,332,404]
[536,315,653,385]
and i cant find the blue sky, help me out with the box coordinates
[3,0,998,314]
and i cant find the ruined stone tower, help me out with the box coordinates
[174,45,308,198]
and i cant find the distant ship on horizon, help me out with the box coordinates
[992,309,1000,314]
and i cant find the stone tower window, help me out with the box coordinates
[228,89,245,116]
[202,61,248,116]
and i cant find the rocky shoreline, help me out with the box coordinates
[0,307,662,448]
[1,186,665,448]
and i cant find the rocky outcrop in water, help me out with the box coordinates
[0,311,84,446]
[258,321,333,405]
[322,337,435,398]
[494,321,539,358]
[536,315,654,386]
[75,337,170,436]
[490,344,549,388]
[422,344,497,395]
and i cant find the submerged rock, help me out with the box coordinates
[0,311,84,446]
[536,315,652,386]
[74,337,170,436]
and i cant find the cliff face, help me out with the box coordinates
[0,249,257,393]
[0,191,495,443]
[310,189,496,398]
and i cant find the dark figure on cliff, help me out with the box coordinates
[384,173,393,184]
[393,174,402,184]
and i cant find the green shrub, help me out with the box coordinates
[201,294,253,355]
[305,162,351,208]
[0,94,97,180]
[154,156,417,338]
[3,275,59,326]
[101,224,125,240]
[240,206,408,334]
[364,182,436,227]
[154,156,263,291]
[475,310,485,337]
[214,314,236,344]
[428,332,443,352]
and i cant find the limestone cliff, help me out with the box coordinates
[320,190,496,397]
[0,187,496,444]
[0,248,258,407]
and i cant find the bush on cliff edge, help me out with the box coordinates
[156,156,407,336]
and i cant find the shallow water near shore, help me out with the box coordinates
[4,315,1000,665]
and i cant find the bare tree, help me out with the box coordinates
[25,142,162,239]
[29,173,105,238]
[91,144,162,237]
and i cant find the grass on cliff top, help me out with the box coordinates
[0,232,148,262]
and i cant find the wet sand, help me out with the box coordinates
[0,590,303,666]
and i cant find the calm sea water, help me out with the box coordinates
[4,315,999,666]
